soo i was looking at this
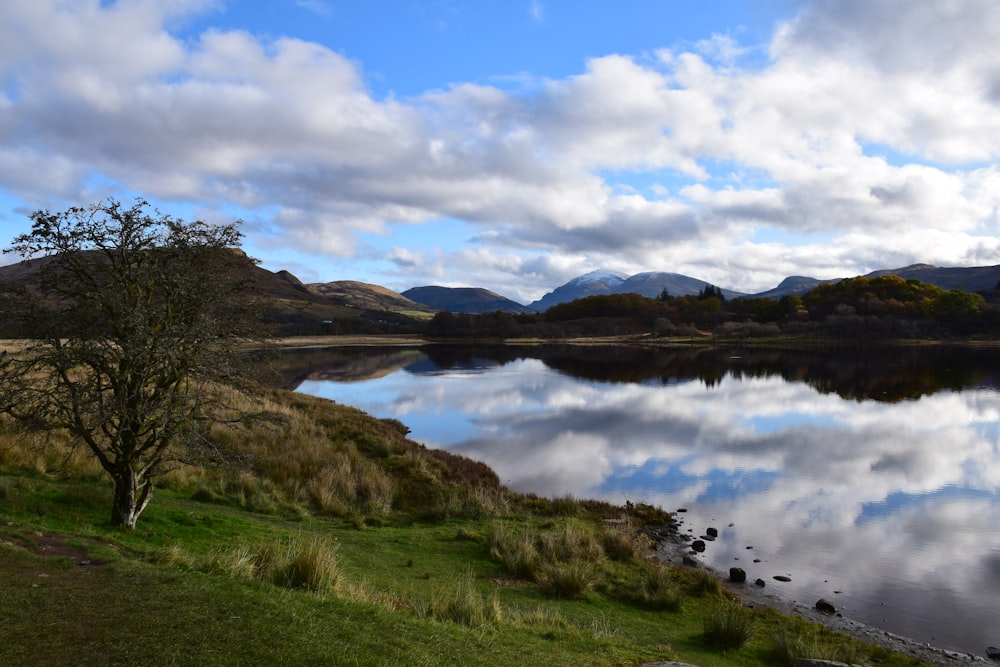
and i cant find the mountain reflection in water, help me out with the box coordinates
[283,344,1000,658]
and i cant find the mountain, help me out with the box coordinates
[308,280,433,315]
[618,271,745,300]
[402,286,532,314]
[749,275,839,300]
[528,269,745,311]
[527,269,627,312]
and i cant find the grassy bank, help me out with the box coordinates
[0,387,928,666]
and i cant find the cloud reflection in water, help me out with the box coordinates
[297,351,1000,655]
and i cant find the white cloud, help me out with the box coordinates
[1,0,999,295]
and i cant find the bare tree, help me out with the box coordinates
[0,198,265,529]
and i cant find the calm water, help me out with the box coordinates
[281,344,1000,657]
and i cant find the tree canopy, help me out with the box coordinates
[0,198,265,528]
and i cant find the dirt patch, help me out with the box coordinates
[0,529,105,567]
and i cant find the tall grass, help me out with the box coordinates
[769,625,867,666]
[702,602,755,651]
[486,519,643,599]
[625,563,684,611]
[487,522,539,579]
[423,570,503,627]
[208,533,342,595]
[684,566,724,597]
[539,559,597,598]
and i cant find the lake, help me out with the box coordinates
[280,343,1000,658]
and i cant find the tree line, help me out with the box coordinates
[425,274,999,340]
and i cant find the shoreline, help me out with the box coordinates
[656,538,986,666]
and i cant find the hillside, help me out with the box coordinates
[308,280,434,315]
[0,253,421,337]
[749,275,839,300]
[864,263,1000,291]
[402,286,532,314]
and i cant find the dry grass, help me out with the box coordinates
[207,532,342,595]
[1,364,509,527]
[421,570,504,627]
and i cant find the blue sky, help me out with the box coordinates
[2,0,999,302]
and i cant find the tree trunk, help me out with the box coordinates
[110,465,153,529]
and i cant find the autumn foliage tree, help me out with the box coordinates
[0,198,265,529]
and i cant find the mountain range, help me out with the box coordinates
[4,252,999,320]
[394,263,1000,314]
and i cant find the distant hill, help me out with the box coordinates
[747,264,1000,299]
[0,253,421,337]
[308,280,433,315]
[402,286,532,314]
[528,269,627,312]
[749,275,839,300]
[863,264,1000,291]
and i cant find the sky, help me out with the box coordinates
[2,0,1000,303]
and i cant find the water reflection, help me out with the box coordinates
[285,345,1000,656]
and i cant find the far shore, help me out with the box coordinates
[269,333,1000,349]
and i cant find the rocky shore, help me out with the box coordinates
[653,525,990,667]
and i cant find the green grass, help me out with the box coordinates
[0,480,933,667]
[0,386,935,667]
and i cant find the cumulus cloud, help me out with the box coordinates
[0,0,999,293]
